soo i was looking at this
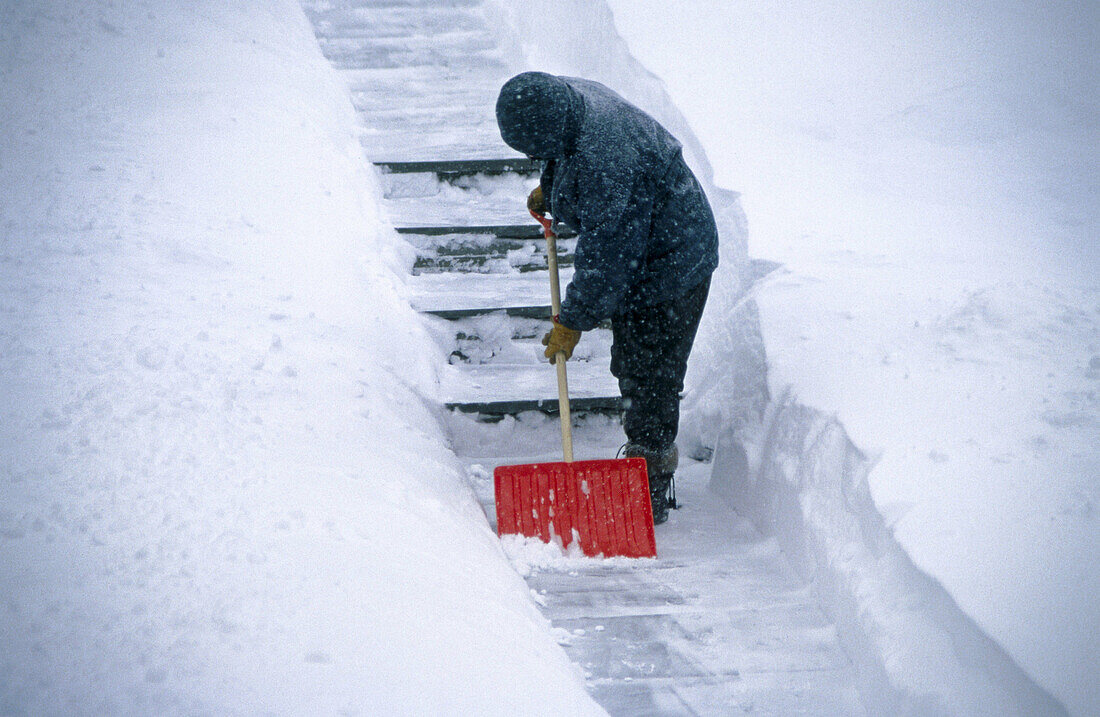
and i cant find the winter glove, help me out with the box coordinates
[527,185,546,215]
[541,316,581,363]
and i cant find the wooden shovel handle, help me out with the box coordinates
[532,210,574,462]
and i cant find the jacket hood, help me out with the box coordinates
[495,72,583,159]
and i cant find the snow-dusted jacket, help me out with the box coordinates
[496,72,718,331]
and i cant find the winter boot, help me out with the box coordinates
[647,472,674,525]
[623,444,678,525]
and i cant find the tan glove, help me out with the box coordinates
[541,317,582,364]
[527,185,546,215]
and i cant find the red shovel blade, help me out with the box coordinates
[494,458,656,558]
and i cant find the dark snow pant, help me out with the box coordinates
[610,276,711,454]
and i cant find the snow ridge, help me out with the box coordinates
[710,395,1066,715]
[0,1,600,713]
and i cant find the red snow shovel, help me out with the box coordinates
[493,211,657,559]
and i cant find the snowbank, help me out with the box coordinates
[710,398,1065,715]
[606,0,1096,714]
[0,1,600,713]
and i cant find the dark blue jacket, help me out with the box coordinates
[496,72,718,331]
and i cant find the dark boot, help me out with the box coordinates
[624,444,678,525]
[648,472,673,525]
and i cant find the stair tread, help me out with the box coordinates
[409,270,573,311]
[442,361,621,406]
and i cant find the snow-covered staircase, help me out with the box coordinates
[306,2,514,160]
[374,158,623,419]
[303,1,865,713]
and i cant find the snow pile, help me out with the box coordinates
[711,400,1066,715]
[499,534,648,578]
[606,0,1096,714]
[0,1,600,713]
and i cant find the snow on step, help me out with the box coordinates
[365,129,507,163]
[354,105,499,132]
[307,3,485,42]
[344,74,504,119]
[404,230,572,259]
[359,124,515,166]
[587,672,863,717]
[507,463,865,715]
[382,186,533,226]
[404,230,575,275]
[319,29,498,57]
[321,44,507,73]
[457,446,864,715]
[302,0,515,161]
[441,361,619,406]
[448,319,611,369]
[412,250,571,275]
[555,606,847,679]
[408,269,575,313]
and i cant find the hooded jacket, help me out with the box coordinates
[496,72,718,331]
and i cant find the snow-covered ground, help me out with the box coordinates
[605,1,1098,714]
[0,1,600,713]
[3,0,1094,714]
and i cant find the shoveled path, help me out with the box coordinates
[303,1,864,713]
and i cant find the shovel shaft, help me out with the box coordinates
[555,353,573,462]
[545,228,562,312]
[536,211,574,462]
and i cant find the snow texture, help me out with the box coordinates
[0,1,600,714]
[2,0,1093,714]
[606,1,1097,714]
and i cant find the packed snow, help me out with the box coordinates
[499,533,650,578]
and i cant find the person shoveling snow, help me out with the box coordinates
[495,72,718,524]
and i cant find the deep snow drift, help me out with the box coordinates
[606,1,1098,714]
[0,1,600,713]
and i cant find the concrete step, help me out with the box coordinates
[399,226,576,274]
[446,395,623,421]
[363,133,517,165]
[376,157,540,178]
[304,4,486,41]
[408,269,574,315]
[421,304,551,321]
[446,324,612,365]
